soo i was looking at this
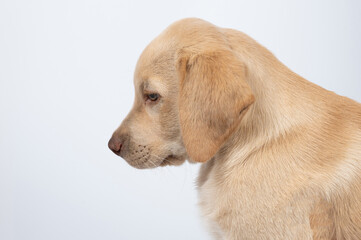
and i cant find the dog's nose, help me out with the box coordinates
[108,136,123,155]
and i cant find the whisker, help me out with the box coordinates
[149,153,176,176]
[149,153,163,160]
[147,158,158,168]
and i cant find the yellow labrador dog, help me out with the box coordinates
[108,18,361,239]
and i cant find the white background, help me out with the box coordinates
[1,0,360,239]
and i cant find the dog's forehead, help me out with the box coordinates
[133,37,176,87]
[134,18,215,71]
[133,18,220,88]
[133,51,168,88]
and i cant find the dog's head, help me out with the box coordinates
[108,18,255,169]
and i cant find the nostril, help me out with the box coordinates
[116,143,123,153]
[108,137,123,155]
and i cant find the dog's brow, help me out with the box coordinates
[142,80,158,92]
[138,80,150,92]
[139,81,145,91]
[140,80,151,92]
[140,78,166,94]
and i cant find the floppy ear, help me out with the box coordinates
[176,49,255,163]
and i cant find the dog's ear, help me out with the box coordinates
[176,49,255,163]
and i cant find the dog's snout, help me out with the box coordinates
[108,136,123,155]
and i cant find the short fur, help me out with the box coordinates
[108,18,361,239]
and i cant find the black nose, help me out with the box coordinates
[108,136,123,155]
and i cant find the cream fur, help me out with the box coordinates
[109,18,361,239]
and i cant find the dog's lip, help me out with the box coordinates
[120,153,182,168]
[165,154,175,159]
[134,155,176,168]
[160,154,186,166]
[165,154,177,161]
[159,154,175,166]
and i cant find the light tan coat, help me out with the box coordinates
[109,18,361,239]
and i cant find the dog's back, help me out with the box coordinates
[324,96,361,239]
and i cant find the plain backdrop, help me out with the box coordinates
[1,0,360,239]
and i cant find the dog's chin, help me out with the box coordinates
[125,158,162,169]
[123,154,186,169]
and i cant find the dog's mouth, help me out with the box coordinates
[124,154,185,169]
[160,154,185,166]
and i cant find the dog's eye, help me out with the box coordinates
[147,93,159,102]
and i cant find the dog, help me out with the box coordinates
[108,18,361,239]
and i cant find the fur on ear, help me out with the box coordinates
[177,48,255,163]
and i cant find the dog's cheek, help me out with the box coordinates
[159,101,181,141]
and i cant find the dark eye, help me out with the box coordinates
[147,93,159,102]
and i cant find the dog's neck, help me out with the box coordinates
[244,55,319,140]
[217,33,328,165]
